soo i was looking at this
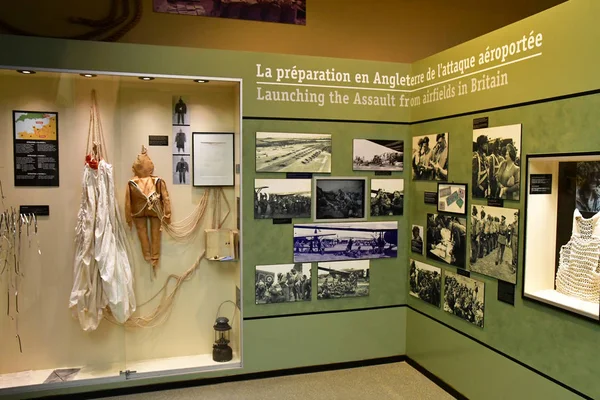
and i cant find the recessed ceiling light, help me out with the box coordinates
[80,73,97,78]
[138,76,155,81]
[194,79,209,83]
[17,70,36,75]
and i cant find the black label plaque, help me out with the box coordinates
[487,198,504,207]
[497,280,515,306]
[424,191,438,205]
[530,174,552,194]
[374,171,392,176]
[20,205,50,216]
[149,135,169,146]
[287,173,313,179]
[473,117,489,129]
[457,268,470,278]
[273,218,292,225]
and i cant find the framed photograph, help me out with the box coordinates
[255,132,331,173]
[472,124,522,200]
[426,213,467,268]
[293,221,398,262]
[411,133,448,181]
[254,179,311,219]
[314,177,367,221]
[317,261,370,300]
[370,179,404,216]
[255,264,312,304]
[437,182,467,215]
[172,96,190,126]
[173,155,191,185]
[172,125,191,154]
[409,259,441,308]
[192,132,234,187]
[411,225,424,255]
[444,270,485,328]
[353,139,404,171]
[469,206,519,284]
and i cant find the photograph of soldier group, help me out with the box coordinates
[370,179,404,216]
[426,214,467,268]
[411,133,449,181]
[472,124,522,201]
[409,260,441,307]
[315,178,366,220]
[353,139,404,171]
[254,179,311,219]
[444,270,485,328]
[317,261,370,300]
[469,206,519,284]
[255,263,312,304]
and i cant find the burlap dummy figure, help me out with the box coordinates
[125,147,171,275]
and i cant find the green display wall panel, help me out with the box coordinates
[407,92,600,400]
[242,119,409,318]
[406,309,582,400]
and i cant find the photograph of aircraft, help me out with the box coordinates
[256,132,332,173]
[293,222,398,262]
[317,260,370,300]
[254,179,311,219]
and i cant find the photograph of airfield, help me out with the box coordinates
[256,132,332,173]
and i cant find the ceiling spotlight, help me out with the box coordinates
[17,70,36,75]
[80,73,97,78]
[138,76,155,81]
[194,79,209,83]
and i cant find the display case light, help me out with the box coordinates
[138,76,155,81]
[16,70,36,75]
[194,79,209,83]
[80,73,97,78]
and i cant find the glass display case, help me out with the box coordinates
[0,69,243,395]
[524,152,600,320]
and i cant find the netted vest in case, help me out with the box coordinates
[556,209,600,302]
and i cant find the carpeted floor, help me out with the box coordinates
[102,362,455,400]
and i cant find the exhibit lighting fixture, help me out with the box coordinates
[212,316,233,362]
[138,76,155,81]
[80,73,97,78]
[194,79,209,83]
[16,70,36,75]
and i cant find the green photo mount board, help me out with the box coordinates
[0,0,599,398]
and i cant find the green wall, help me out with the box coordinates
[407,93,600,399]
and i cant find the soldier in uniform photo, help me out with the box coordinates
[430,133,448,181]
[175,128,187,153]
[174,97,187,124]
[510,211,519,273]
[411,226,423,254]
[473,135,489,198]
[176,157,189,184]
[470,206,480,264]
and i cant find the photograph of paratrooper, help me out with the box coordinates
[409,259,441,307]
[411,225,424,255]
[314,177,366,221]
[172,155,191,185]
[370,179,404,216]
[293,222,398,262]
[255,132,332,173]
[469,206,519,284]
[472,124,522,201]
[254,179,311,219]
[317,260,370,300]
[353,139,404,171]
[172,96,189,125]
[172,125,191,154]
[255,263,312,305]
[412,133,449,181]
[426,213,467,268]
[444,270,485,328]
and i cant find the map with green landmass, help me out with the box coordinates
[14,112,57,140]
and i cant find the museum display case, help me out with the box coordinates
[524,152,600,320]
[0,69,243,394]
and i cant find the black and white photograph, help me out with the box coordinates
[293,222,398,263]
[254,179,311,219]
[409,259,441,307]
[255,263,312,305]
[317,260,370,300]
[426,213,467,268]
[411,133,448,181]
[314,177,366,221]
[153,0,307,26]
[173,155,191,185]
[256,132,332,173]
[469,206,519,284]
[353,139,404,171]
[444,270,485,328]
[370,179,404,216]
[172,96,190,125]
[411,225,424,255]
[575,161,600,214]
[437,183,467,215]
[172,125,191,154]
[472,124,522,200]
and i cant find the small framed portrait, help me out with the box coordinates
[313,177,367,222]
[437,183,467,215]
